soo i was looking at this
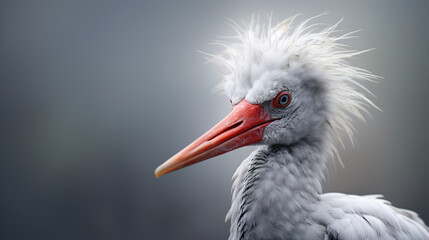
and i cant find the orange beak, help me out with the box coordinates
[155,100,276,177]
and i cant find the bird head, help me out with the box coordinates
[155,15,377,177]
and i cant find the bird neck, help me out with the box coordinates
[228,139,330,240]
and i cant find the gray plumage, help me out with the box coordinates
[227,145,429,239]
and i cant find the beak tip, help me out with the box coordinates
[154,166,163,178]
[155,162,170,178]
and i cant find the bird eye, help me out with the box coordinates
[272,91,291,108]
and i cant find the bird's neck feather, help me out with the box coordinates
[228,138,330,240]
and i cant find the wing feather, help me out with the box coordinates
[316,193,429,240]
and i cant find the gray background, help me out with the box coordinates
[1,0,428,239]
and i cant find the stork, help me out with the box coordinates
[155,15,429,239]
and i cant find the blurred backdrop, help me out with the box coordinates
[1,0,428,239]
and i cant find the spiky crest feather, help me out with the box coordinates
[203,14,380,162]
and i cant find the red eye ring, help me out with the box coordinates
[272,91,291,108]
